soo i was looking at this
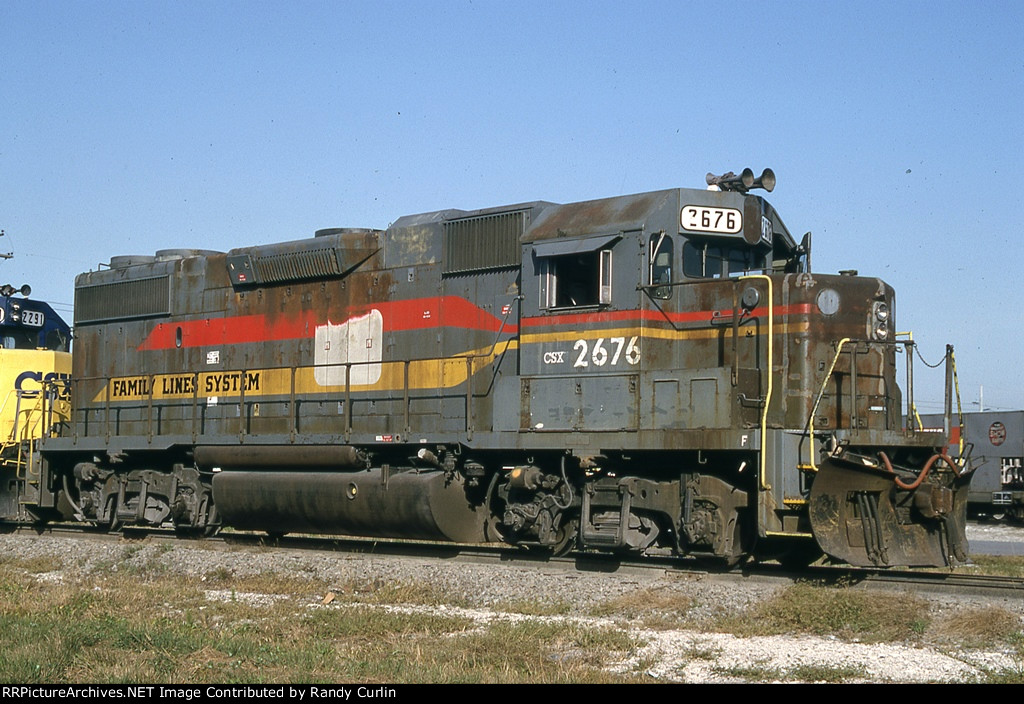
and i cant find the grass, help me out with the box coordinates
[713,661,869,684]
[0,553,64,573]
[589,587,695,629]
[958,555,1024,578]
[4,548,1024,683]
[932,606,1022,647]
[712,581,932,642]
[0,558,642,684]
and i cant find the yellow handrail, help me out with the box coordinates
[950,349,965,456]
[804,337,852,472]
[0,389,49,477]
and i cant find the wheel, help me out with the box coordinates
[549,516,579,557]
[173,526,204,539]
[174,523,220,538]
[775,542,825,570]
[483,472,508,544]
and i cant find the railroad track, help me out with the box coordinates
[815,566,1024,598]
[8,522,1024,599]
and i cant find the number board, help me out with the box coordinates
[22,310,45,327]
[680,206,742,235]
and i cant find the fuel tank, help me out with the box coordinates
[212,468,487,542]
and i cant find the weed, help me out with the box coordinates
[203,566,234,583]
[590,587,694,628]
[714,661,867,683]
[334,577,460,607]
[713,582,930,642]
[787,663,869,683]
[491,599,574,616]
[684,643,722,661]
[977,664,1024,684]
[957,555,1024,578]
[932,606,1022,648]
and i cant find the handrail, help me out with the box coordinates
[805,338,852,472]
[0,389,20,444]
[2,388,50,443]
[949,347,965,456]
[803,338,953,472]
[895,332,922,430]
[739,274,773,491]
[0,385,67,478]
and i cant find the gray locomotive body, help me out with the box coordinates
[35,177,970,567]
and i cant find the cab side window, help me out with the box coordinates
[649,232,673,299]
[541,249,613,309]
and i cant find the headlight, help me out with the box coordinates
[871,301,890,339]
[873,301,889,322]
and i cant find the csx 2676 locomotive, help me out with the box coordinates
[29,170,971,567]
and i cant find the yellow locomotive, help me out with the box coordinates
[0,282,71,521]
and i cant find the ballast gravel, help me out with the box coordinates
[2,524,1023,684]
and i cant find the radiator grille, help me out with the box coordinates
[443,210,526,275]
[227,246,377,287]
[75,276,170,324]
[252,248,342,283]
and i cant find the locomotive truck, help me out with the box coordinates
[20,169,970,567]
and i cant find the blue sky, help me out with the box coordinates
[2,0,1021,412]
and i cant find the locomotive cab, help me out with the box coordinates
[507,172,967,566]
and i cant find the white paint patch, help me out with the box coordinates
[314,310,383,386]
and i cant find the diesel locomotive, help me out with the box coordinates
[22,170,971,567]
[0,281,72,520]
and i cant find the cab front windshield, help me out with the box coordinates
[683,240,766,279]
[0,326,69,351]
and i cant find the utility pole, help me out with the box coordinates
[0,230,13,260]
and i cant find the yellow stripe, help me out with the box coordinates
[521,321,809,344]
[92,339,520,403]
[93,320,809,403]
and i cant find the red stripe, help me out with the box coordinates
[137,296,516,351]
[138,300,814,351]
